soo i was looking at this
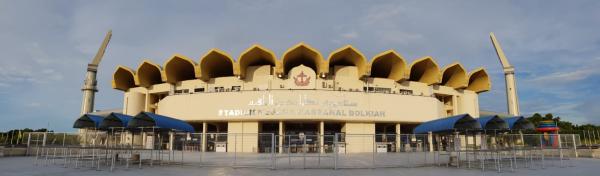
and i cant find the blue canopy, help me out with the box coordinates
[73,114,104,129]
[476,115,509,130]
[99,112,133,129]
[413,114,482,134]
[127,112,195,132]
[504,116,535,130]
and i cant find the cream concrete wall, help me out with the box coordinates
[243,65,272,91]
[123,91,145,116]
[342,122,375,153]
[227,121,259,153]
[333,66,364,91]
[155,90,442,123]
[121,65,481,126]
[207,77,242,92]
[457,90,480,117]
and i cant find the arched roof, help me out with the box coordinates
[466,68,491,93]
[477,115,509,130]
[112,65,136,91]
[327,45,369,78]
[135,60,163,87]
[280,43,326,76]
[99,113,133,129]
[441,63,468,89]
[238,44,277,79]
[408,56,441,85]
[199,49,236,81]
[128,112,195,132]
[162,54,199,83]
[370,50,408,81]
[73,114,104,129]
[504,116,535,130]
[413,114,482,134]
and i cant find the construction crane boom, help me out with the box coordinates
[80,30,112,115]
[90,30,112,66]
[490,32,520,116]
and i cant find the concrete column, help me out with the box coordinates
[428,131,434,152]
[201,122,207,152]
[452,95,459,115]
[144,90,149,112]
[168,132,174,151]
[42,132,47,147]
[26,133,31,155]
[480,133,487,150]
[572,134,578,158]
[142,132,147,149]
[395,123,401,152]
[279,121,284,154]
[319,121,325,153]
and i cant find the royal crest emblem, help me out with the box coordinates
[293,71,311,86]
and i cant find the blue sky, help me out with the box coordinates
[1,0,599,132]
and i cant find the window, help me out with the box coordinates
[194,88,205,92]
[399,89,413,95]
[214,87,225,92]
[232,86,241,91]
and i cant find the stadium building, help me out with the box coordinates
[110,43,491,153]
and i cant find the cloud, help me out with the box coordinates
[2,1,600,131]
[341,31,359,39]
[529,57,600,85]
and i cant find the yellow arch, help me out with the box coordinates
[441,62,468,89]
[408,56,441,85]
[199,49,236,81]
[327,45,369,78]
[112,65,136,91]
[280,42,326,76]
[467,67,491,93]
[135,60,163,87]
[162,54,200,83]
[370,50,408,81]
[238,44,277,79]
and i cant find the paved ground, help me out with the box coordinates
[1,156,599,176]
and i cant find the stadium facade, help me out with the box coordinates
[110,43,491,153]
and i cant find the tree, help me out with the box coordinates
[544,113,554,120]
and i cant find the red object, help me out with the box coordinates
[536,127,559,132]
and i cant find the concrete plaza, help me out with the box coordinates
[1,156,599,176]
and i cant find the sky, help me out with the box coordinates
[1,0,599,132]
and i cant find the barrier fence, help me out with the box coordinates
[0,131,593,172]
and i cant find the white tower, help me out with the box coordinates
[80,30,112,115]
[490,32,520,116]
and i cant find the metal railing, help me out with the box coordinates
[14,131,586,172]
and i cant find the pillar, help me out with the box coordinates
[279,121,284,154]
[572,134,578,158]
[480,133,487,150]
[279,121,285,153]
[144,90,150,112]
[168,132,174,151]
[319,121,325,153]
[42,132,47,147]
[201,122,207,152]
[142,132,147,149]
[395,123,401,152]
[428,131,433,152]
